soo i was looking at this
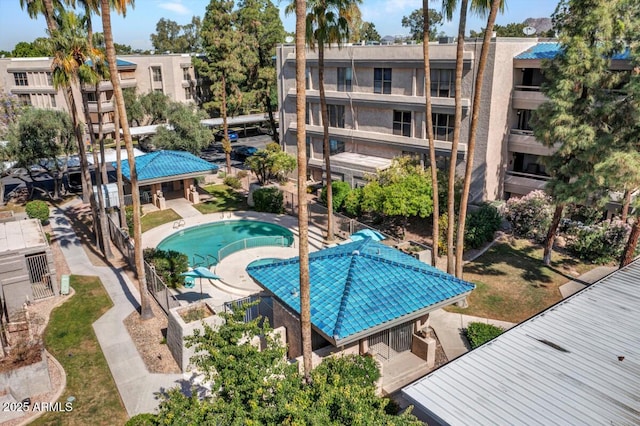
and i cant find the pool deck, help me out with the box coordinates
[143,210,326,307]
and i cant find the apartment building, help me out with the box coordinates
[276,38,545,202]
[0,53,199,139]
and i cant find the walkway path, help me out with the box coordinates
[51,199,183,417]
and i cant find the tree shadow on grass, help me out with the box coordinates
[465,240,554,285]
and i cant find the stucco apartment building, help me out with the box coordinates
[0,53,199,139]
[276,38,566,202]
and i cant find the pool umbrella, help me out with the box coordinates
[180,267,221,294]
[350,229,386,242]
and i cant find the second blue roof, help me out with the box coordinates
[247,238,475,345]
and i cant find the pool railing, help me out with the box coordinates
[218,236,294,262]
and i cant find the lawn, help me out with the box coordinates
[447,237,597,323]
[33,275,128,426]
[141,208,182,233]
[194,184,248,214]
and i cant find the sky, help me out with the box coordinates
[0,0,561,52]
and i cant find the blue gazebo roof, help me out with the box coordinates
[247,238,475,345]
[515,42,630,60]
[112,150,218,183]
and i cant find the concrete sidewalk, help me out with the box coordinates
[51,199,183,417]
[430,264,618,362]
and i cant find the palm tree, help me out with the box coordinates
[289,0,361,242]
[443,0,468,274]
[101,0,154,320]
[295,0,313,380]
[454,0,502,278]
[20,0,93,204]
[423,0,439,267]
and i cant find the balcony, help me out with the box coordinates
[503,170,550,196]
[511,86,546,110]
[87,101,114,113]
[508,129,558,156]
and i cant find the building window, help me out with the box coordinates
[14,72,28,86]
[329,139,344,155]
[430,69,455,97]
[182,67,190,81]
[433,113,454,142]
[337,67,352,92]
[87,92,97,102]
[306,67,311,90]
[305,102,310,125]
[46,72,53,86]
[327,104,345,128]
[393,110,411,137]
[152,67,162,83]
[516,109,533,132]
[50,94,56,108]
[185,86,193,100]
[374,68,391,94]
[18,94,31,106]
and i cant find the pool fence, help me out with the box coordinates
[107,216,180,315]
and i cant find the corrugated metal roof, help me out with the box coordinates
[113,150,218,182]
[247,239,474,345]
[402,259,640,425]
[515,42,630,60]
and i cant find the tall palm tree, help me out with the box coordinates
[290,0,361,241]
[295,0,313,380]
[454,0,502,278]
[423,0,439,267]
[20,0,93,204]
[101,0,154,320]
[443,0,468,274]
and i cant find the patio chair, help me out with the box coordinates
[184,276,196,289]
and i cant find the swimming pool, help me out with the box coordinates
[157,220,294,266]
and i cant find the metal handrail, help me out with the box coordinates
[218,235,294,262]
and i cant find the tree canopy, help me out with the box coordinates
[152,102,212,154]
[245,142,296,184]
[11,38,51,57]
[128,304,421,425]
[150,17,202,53]
[401,8,443,41]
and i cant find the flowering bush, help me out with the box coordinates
[567,220,630,263]
[502,190,553,241]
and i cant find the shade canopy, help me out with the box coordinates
[180,266,220,280]
[350,229,385,241]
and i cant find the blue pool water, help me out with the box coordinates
[157,220,294,265]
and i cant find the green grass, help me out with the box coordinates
[447,238,596,323]
[194,184,248,214]
[32,276,128,426]
[141,208,182,233]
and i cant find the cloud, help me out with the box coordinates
[158,2,191,15]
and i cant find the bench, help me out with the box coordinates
[60,274,70,295]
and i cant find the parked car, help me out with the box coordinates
[233,146,258,159]
[214,129,239,142]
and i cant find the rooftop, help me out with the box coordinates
[515,42,630,60]
[112,150,218,183]
[402,259,640,425]
[0,219,47,254]
[247,238,474,345]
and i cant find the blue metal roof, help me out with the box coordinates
[113,150,218,182]
[515,42,630,60]
[247,239,475,344]
[85,58,136,67]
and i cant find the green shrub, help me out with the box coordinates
[320,181,352,212]
[464,203,501,249]
[25,200,50,224]
[236,170,248,179]
[125,413,158,426]
[565,203,603,225]
[567,220,630,263]
[465,322,504,349]
[343,187,363,217]
[143,248,189,289]
[223,176,242,189]
[124,205,143,236]
[438,213,453,255]
[253,187,284,214]
[502,190,553,241]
